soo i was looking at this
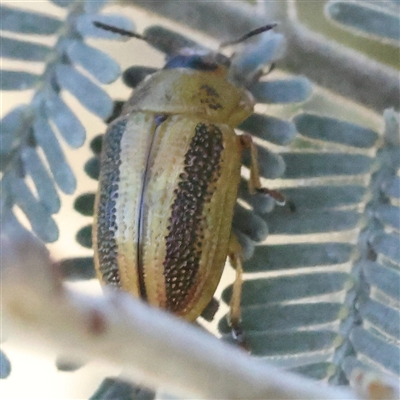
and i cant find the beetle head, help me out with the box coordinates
[93,21,277,83]
[163,48,231,76]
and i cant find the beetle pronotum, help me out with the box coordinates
[92,21,286,346]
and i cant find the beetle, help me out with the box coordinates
[92,21,286,344]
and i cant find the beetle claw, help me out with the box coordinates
[230,324,250,352]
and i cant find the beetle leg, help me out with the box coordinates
[239,133,295,210]
[227,234,248,349]
[239,133,260,195]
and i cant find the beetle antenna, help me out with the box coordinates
[219,23,278,48]
[93,21,145,41]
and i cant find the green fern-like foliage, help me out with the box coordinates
[220,110,399,383]
[325,0,400,44]
[0,0,132,242]
[1,0,399,399]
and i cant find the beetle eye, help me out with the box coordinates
[214,53,231,68]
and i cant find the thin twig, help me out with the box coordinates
[1,223,360,400]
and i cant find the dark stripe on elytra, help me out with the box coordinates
[163,123,223,312]
[96,119,127,287]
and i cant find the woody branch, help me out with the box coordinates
[1,221,395,400]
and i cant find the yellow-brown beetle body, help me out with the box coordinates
[92,23,280,332]
[94,64,253,320]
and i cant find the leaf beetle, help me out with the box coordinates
[92,21,287,346]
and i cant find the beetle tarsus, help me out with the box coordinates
[230,323,250,352]
[240,133,296,210]
[227,235,250,350]
[256,187,285,205]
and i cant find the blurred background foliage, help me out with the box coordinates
[1,1,399,399]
